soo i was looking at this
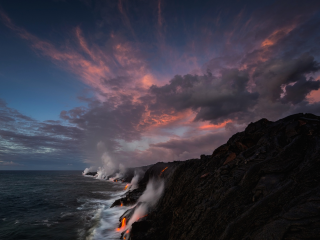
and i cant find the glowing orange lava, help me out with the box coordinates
[116,217,126,232]
[159,167,168,177]
[124,184,130,190]
[120,202,123,207]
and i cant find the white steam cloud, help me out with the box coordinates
[119,163,126,175]
[95,152,117,179]
[97,141,105,150]
[124,179,164,238]
[129,173,140,190]
[82,166,96,175]
[84,142,129,180]
[128,169,145,190]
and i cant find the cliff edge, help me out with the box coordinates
[120,113,320,240]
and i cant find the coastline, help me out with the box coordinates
[85,113,320,240]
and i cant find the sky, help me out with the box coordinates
[1,0,320,170]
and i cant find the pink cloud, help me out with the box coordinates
[2,4,320,169]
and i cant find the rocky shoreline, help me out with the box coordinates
[92,113,320,240]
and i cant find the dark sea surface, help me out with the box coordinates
[0,171,129,240]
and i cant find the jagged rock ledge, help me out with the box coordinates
[114,113,320,240]
[83,171,97,176]
[110,161,182,208]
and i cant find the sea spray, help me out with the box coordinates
[88,184,131,240]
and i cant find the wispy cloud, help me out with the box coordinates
[1,1,320,169]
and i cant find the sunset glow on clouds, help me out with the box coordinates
[1,0,320,169]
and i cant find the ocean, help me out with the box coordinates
[0,171,129,240]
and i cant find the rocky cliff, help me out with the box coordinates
[116,113,320,240]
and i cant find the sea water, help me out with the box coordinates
[0,171,129,240]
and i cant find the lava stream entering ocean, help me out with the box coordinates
[116,217,126,232]
[122,215,147,239]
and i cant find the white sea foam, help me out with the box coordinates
[75,180,130,240]
[90,205,130,240]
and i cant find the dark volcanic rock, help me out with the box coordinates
[111,161,181,208]
[129,113,320,240]
[84,172,97,176]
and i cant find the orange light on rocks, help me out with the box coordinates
[159,167,168,177]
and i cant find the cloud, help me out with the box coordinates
[282,78,320,104]
[0,161,21,166]
[1,1,320,170]
[148,70,259,124]
[0,98,84,167]
[150,131,232,158]
[253,54,320,102]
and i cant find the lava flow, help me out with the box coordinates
[159,167,168,177]
[116,217,126,232]
[124,184,130,190]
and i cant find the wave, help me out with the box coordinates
[77,181,130,240]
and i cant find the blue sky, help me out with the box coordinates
[1,0,320,170]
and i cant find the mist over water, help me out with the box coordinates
[0,171,127,240]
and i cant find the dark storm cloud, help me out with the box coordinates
[282,78,320,104]
[146,53,320,125]
[148,69,259,124]
[253,54,320,101]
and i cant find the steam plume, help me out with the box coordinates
[129,169,144,190]
[123,179,164,238]
[82,166,96,175]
